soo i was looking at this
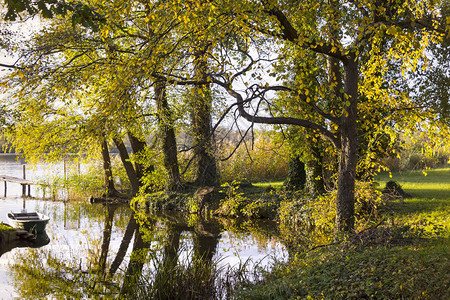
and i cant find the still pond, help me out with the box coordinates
[0,155,287,298]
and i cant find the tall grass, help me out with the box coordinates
[35,157,131,200]
[128,249,269,300]
[218,133,288,183]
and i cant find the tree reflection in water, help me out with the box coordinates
[8,204,283,299]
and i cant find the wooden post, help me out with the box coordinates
[4,181,6,197]
[23,165,26,179]
[22,184,26,196]
[27,185,31,197]
[64,158,67,181]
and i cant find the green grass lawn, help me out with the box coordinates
[253,181,284,188]
[376,168,450,232]
[376,167,450,199]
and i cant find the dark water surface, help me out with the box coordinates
[0,155,286,298]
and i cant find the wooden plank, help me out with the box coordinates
[0,175,35,185]
[12,212,39,217]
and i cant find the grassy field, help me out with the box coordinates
[376,167,450,200]
[376,168,450,233]
[238,168,450,299]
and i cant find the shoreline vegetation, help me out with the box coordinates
[235,168,449,299]
[0,1,448,298]
[33,165,449,299]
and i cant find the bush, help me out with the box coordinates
[214,181,278,218]
[278,181,384,250]
[383,141,449,172]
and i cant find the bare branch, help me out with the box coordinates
[213,79,341,148]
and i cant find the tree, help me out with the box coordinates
[2,0,104,29]
[2,0,448,235]
[201,0,448,233]
[0,3,180,194]
[155,81,183,190]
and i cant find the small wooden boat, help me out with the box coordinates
[7,211,50,233]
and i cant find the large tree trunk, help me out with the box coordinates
[335,58,359,234]
[113,138,140,196]
[191,55,217,186]
[155,82,183,191]
[127,132,148,181]
[305,143,326,197]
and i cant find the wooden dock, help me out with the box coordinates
[0,175,35,197]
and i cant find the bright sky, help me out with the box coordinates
[0,16,42,72]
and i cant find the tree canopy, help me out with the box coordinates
[1,0,448,233]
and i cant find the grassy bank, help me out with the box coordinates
[237,168,450,299]
[377,168,450,228]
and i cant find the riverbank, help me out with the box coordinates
[236,168,450,299]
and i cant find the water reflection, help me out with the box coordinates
[0,231,50,258]
[2,200,286,299]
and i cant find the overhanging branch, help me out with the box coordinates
[214,79,341,148]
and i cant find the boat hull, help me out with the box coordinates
[7,212,49,233]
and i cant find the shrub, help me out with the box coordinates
[214,181,278,218]
[278,181,385,250]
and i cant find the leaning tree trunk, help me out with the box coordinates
[335,57,359,234]
[100,136,120,197]
[113,137,140,196]
[155,82,183,191]
[127,132,148,181]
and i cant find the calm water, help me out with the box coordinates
[0,155,287,298]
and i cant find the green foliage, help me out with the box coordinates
[134,147,170,193]
[186,195,199,214]
[134,190,190,212]
[214,181,278,218]
[278,181,384,249]
[0,222,15,232]
[3,0,104,30]
[215,181,250,217]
